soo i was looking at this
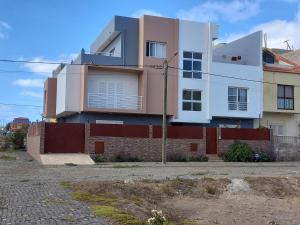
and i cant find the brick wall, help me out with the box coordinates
[26,122,273,162]
[86,124,206,161]
[26,122,45,162]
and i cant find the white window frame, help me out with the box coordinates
[182,51,202,79]
[270,124,284,136]
[228,86,248,111]
[146,41,166,58]
[182,89,202,112]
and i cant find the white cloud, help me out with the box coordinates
[20,53,78,76]
[221,3,300,49]
[177,0,260,23]
[21,91,43,98]
[0,20,11,39]
[14,79,44,88]
[131,9,163,18]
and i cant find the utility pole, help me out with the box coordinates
[162,59,168,165]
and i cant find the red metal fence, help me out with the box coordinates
[44,123,85,153]
[153,126,203,139]
[221,128,270,140]
[90,124,149,138]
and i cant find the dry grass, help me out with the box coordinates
[0,155,16,161]
[244,177,300,198]
[63,178,229,224]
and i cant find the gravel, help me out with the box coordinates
[0,151,300,225]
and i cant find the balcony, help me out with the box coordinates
[228,101,247,111]
[88,93,143,110]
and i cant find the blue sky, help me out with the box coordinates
[0,0,300,124]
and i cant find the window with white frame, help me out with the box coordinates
[182,89,202,111]
[270,124,284,136]
[183,51,202,79]
[146,41,166,58]
[228,87,248,111]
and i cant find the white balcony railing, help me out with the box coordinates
[273,135,300,144]
[228,101,247,111]
[88,93,143,110]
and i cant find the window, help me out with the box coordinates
[277,85,294,110]
[263,51,275,64]
[109,48,115,56]
[228,87,248,111]
[183,51,202,79]
[182,89,201,111]
[146,41,166,58]
[270,124,284,136]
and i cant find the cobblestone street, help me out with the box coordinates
[0,152,106,225]
[1,151,300,225]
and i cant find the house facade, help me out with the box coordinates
[43,15,263,128]
[254,49,300,136]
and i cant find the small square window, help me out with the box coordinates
[193,61,201,71]
[183,90,192,100]
[193,91,201,101]
[183,102,192,111]
[183,51,192,58]
[193,52,202,59]
[193,102,201,111]
[183,60,192,70]
[183,71,192,78]
[193,72,202,79]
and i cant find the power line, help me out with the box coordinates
[0,58,299,87]
[0,102,42,108]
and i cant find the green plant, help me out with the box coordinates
[223,141,254,162]
[92,155,105,163]
[92,205,146,225]
[257,151,270,162]
[167,154,187,162]
[147,210,168,225]
[187,155,208,162]
[0,155,16,161]
[113,153,142,162]
[9,127,28,149]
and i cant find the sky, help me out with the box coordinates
[0,0,300,124]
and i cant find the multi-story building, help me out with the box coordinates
[44,15,263,127]
[10,117,30,132]
[254,49,300,136]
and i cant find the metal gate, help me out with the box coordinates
[206,128,217,154]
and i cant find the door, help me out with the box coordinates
[206,128,217,154]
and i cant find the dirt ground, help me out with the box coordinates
[66,177,300,225]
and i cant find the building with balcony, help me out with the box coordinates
[43,15,263,127]
[254,49,300,135]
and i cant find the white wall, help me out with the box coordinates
[172,20,216,123]
[213,31,262,66]
[56,65,81,115]
[102,34,122,57]
[210,62,263,118]
[65,65,81,112]
[56,67,67,115]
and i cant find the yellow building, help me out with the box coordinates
[255,49,300,136]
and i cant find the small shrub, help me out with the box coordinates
[113,153,142,162]
[92,155,105,163]
[167,154,187,162]
[223,141,254,162]
[187,155,208,162]
[9,127,28,149]
[254,151,272,162]
[147,210,168,225]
